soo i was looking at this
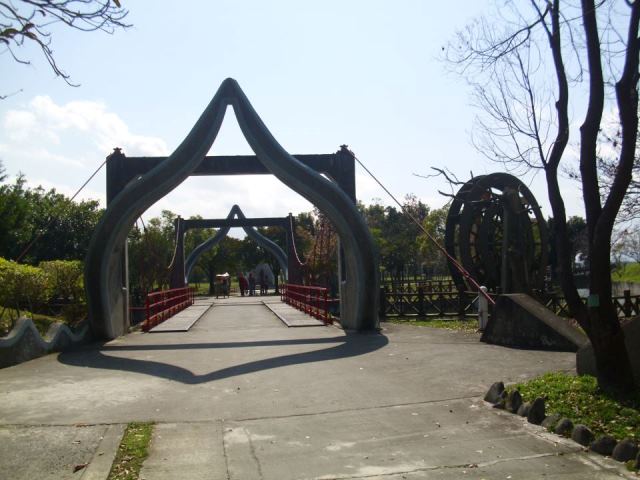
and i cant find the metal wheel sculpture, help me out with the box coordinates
[444,173,548,294]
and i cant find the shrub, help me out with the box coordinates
[39,260,84,302]
[0,258,48,314]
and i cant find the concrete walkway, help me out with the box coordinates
[0,300,632,479]
[149,297,215,333]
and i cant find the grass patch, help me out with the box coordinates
[189,279,241,296]
[189,282,212,296]
[612,262,640,283]
[108,422,154,480]
[386,317,479,333]
[0,307,60,337]
[514,372,640,442]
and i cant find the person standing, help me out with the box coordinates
[248,272,256,296]
[259,269,266,295]
[239,273,248,297]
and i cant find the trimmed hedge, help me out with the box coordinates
[39,260,84,302]
[0,258,87,329]
[0,258,48,313]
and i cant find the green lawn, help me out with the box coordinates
[612,262,640,283]
[514,372,640,443]
[386,317,479,333]
[189,279,240,296]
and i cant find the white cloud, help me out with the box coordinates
[0,95,171,211]
[145,175,314,221]
[2,95,404,229]
[3,96,170,158]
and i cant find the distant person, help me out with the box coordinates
[239,273,248,297]
[248,272,256,296]
[223,277,230,297]
[259,270,267,295]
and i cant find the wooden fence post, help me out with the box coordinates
[624,290,632,317]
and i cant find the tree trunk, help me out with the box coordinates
[589,236,636,393]
[578,0,638,393]
[587,292,636,393]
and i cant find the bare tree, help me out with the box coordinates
[619,228,640,264]
[597,120,640,224]
[0,0,129,87]
[446,0,639,393]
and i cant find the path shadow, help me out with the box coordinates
[57,333,388,385]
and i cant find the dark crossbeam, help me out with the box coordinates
[183,217,287,230]
[106,149,356,204]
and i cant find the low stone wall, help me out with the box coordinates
[0,317,91,369]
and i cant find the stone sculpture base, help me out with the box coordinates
[481,294,587,352]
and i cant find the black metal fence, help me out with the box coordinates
[544,290,640,319]
[380,276,455,294]
[379,284,640,320]
[379,286,479,318]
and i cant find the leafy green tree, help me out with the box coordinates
[360,195,429,281]
[418,206,449,276]
[548,216,588,276]
[22,187,102,262]
[39,259,84,301]
[183,218,217,290]
[127,211,176,294]
[0,175,102,263]
[0,174,31,258]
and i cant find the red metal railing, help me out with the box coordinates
[142,286,195,332]
[281,283,331,324]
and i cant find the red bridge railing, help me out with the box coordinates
[281,284,331,324]
[142,286,195,332]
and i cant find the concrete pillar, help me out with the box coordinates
[106,148,130,334]
[335,146,358,320]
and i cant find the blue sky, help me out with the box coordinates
[0,0,586,227]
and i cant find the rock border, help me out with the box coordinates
[484,381,640,472]
[0,317,91,368]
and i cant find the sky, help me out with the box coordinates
[0,0,588,235]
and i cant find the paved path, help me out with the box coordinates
[149,298,215,333]
[0,300,632,479]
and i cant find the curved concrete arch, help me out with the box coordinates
[85,78,378,340]
[184,205,288,282]
[184,227,229,281]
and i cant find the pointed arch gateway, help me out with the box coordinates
[85,78,379,340]
[179,204,289,283]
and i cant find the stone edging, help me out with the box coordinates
[484,381,640,471]
[0,317,91,368]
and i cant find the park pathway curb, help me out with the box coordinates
[80,424,125,480]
